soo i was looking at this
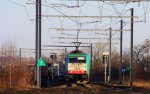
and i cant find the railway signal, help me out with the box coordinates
[103,52,109,84]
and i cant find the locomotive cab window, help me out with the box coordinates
[69,57,77,63]
[78,57,86,63]
[69,57,85,63]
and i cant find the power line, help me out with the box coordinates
[6,0,34,24]
[69,0,149,2]
[41,3,79,24]
[42,45,91,47]
[52,37,120,40]
[57,41,119,44]
[24,6,34,24]
[6,0,25,7]
[42,15,138,19]
[49,28,130,32]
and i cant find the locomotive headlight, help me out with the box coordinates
[82,71,86,73]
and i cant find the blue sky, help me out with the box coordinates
[0,0,150,51]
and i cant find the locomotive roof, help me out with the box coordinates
[70,49,85,54]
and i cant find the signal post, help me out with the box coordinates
[103,52,109,84]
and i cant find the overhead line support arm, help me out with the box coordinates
[42,15,138,19]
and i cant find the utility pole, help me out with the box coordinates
[36,0,42,88]
[130,8,134,87]
[104,55,107,84]
[119,20,123,84]
[20,48,21,64]
[90,44,93,82]
[109,28,112,83]
[35,0,38,85]
[9,64,12,88]
[65,48,67,56]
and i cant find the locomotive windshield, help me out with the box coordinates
[69,57,86,63]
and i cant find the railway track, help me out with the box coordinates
[0,82,150,94]
[55,81,92,89]
[66,83,92,88]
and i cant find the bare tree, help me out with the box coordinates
[0,40,34,88]
[1,40,16,56]
[134,38,150,71]
[93,43,105,63]
[0,40,16,88]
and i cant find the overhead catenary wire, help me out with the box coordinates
[52,37,120,40]
[142,1,149,22]
[6,0,34,24]
[6,0,25,7]
[49,28,131,32]
[4,0,150,51]
[46,1,141,34]
[41,3,80,24]
[111,2,129,20]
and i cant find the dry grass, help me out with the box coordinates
[0,62,35,89]
[123,80,150,89]
[134,81,150,88]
